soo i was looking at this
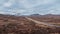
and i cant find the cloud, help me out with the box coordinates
[18,0,57,9]
[3,2,12,7]
[0,0,60,15]
[2,0,16,7]
[47,4,60,14]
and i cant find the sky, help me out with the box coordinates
[0,0,60,15]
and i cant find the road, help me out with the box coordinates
[25,17,60,28]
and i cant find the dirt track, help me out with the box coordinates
[25,17,60,28]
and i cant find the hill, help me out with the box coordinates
[29,14,60,23]
[0,14,60,34]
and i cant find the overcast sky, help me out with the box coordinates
[0,0,60,15]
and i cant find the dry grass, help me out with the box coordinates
[0,14,59,34]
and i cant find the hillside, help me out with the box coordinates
[0,14,60,34]
[29,14,60,23]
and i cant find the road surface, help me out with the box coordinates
[25,17,60,28]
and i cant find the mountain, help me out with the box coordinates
[0,14,59,34]
[29,14,60,18]
[30,14,41,16]
[28,14,60,23]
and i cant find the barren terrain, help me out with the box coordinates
[0,14,60,34]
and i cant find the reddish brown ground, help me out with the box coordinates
[29,14,60,23]
[0,14,60,34]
